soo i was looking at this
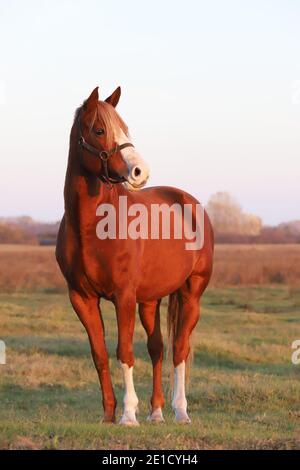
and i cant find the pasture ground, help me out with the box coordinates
[0,284,299,449]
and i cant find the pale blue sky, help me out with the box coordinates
[0,0,299,224]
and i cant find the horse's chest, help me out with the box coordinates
[80,236,136,297]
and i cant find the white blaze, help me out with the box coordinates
[116,128,149,189]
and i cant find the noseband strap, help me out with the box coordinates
[77,112,134,187]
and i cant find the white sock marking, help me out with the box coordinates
[172,361,187,412]
[119,362,139,425]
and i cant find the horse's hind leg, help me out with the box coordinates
[139,300,165,422]
[69,289,117,423]
[171,275,208,424]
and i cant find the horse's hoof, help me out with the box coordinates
[119,411,139,426]
[147,408,165,423]
[174,409,191,424]
[102,417,115,424]
[119,417,140,426]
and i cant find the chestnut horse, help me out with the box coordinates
[56,86,214,425]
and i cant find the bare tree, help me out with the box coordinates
[206,192,262,236]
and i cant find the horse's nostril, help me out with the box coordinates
[133,167,142,178]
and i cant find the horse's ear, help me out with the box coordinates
[105,86,121,107]
[84,87,99,112]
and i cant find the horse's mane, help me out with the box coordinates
[74,100,129,148]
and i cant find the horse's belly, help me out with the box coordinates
[136,239,197,302]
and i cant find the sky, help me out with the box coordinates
[0,0,299,225]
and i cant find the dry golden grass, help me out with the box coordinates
[212,244,300,286]
[0,245,64,293]
[0,244,299,293]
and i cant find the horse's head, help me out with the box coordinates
[77,87,149,190]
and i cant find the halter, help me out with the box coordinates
[77,109,134,187]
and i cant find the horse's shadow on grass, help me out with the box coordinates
[0,383,104,417]
[194,349,297,377]
[0,381,158,420]
[2,335,90,358]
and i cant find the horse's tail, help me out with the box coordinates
[167,290,193,390]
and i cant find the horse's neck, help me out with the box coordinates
[63,132,113,228]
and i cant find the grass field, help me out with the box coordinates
[1,285,300,448]
[0,245,300,449]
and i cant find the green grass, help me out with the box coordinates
[0,287,299,449]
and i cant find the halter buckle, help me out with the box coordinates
[100,150,109,161]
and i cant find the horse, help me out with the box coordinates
[56,86,214,425]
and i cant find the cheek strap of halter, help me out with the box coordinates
[77,112,134,187]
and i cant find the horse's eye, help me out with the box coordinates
[95,128,105,136]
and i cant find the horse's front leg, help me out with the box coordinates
[69,289,117,422]
[115,291,139,426]
[139,300,165,422]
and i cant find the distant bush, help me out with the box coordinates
[0,223,38,245]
